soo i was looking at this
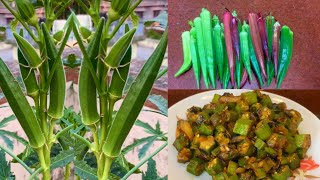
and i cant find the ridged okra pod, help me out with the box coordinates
[103,29,168,157]
[17,30,39,99]
[79,18,105,125]
[13,32,42,69]
[103,28,136,69]
[41,23,66,120]
[0,59,45,148]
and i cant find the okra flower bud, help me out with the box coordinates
[108,0,131,22]
[15,0,38,26]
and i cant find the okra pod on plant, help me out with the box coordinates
[13,32,42,69]
[200,8,216,88]
[15,0,38,26]
[17,30,39,99]
[0,58,45,148]
[108,0,131,22]
[79,18,105,126]
[175,31,192,77]
[41,23,66,120]
[194,17,209,88]
[103,28,136,69]
[103,28,168,157]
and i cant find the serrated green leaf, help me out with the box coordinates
[0,115,16,128]
[142,158,167,180]
[74,160,98,180]
[122,136,156,155]
[131,11,140,27]
[144,11,168,29]
[147,95,167,116]
[0,130,28,146]
[138,136,157,159]
[135,120,158,135]
[0,135,13,150]
[50,150,74,169]
[0,150,14,179]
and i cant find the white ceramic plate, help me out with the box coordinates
[168,90,320,180]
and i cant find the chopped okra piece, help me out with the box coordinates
[235,100,249,114]
[212,94,221,103]
[271,165,291,180]
[199,136,215,152]
[228,175,239,180]
[266,133,287,149]
[206,158,224,175]
[177,120,194,140]
[255,121,271,140]
[257,106,273,121]
[177,148,192,163]
[173,135,189,151]
[186,158,205,176]
[285,136,297,154]
[212,172,228,180]
[215,132,230,145]
[241,91,258,105]
[211,146,220,157]
[295,134,311,151]
[214,104,227,114]
[227,161,238,174]
[238,139,255,156]
[260,94,272,108]
[252,163,266,179]
[288,153,300,169]
[254,138,266,150]
[199,123,214,135]
[238,157,249,167]
[233,118,253,136]
[257,149,267,159]
[264,147,277,157]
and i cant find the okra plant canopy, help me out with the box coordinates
[0,0,168,179]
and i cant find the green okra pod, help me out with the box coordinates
[240,25,253,81]
[41,23,66,120]
[17,30,39,99]
[103,28,168,157]
[213,23,224,82]
[79,18,105,126]
[15,0,38,26]
[200,8,216,88]
[194,17,209,88]
[103,28,136,69]
[190,28,201,89]
[221,29,230,89]
[0,58,45,148]
[13,32,42,69]
[175,31,192,77]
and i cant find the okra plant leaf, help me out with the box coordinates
[50,150,74,169]
[135,120,164,136]
[142,158,167,180]
[0,115,16,128]
[122,136,157,155]
[147,95,168,116]
[0,130,28,146]
[138,136,157,159]
[0,150,15,180]
[0,134,13,150]
[74,160,98,180]
[144,11,168,29]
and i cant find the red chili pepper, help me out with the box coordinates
[300,159,320,171]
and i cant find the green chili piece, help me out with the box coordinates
[190,28,201,88]
[240,26,253,81]
[175,31,192,77]
[200,8,215,88]
[194,17,209,88]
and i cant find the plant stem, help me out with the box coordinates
[28,167,43,180]
[55,0,73,19]
[101,156,113,180]
[0,144,36,177]
[99,94,108,148]
[121,141,168,180]
[64,164,70,180]
[0,0,38,42]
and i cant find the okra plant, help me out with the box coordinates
[0,0,168,179]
